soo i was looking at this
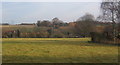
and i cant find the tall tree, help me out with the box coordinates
[77,13,95,21]
[117,2,120,23]
[101,2,119,22]
[75,13,96,37]
[101,2,120,43]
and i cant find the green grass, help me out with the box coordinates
[2,38,119,63]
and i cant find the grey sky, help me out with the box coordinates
[2,2,101,24]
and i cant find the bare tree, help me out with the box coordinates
[117,2,120,23]
[101,2,120,43]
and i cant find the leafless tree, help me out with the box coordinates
[101,1,120,43]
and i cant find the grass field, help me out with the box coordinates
[2,38,119,63]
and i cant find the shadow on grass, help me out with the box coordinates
[2,54,118,63]
[88,41,120,46]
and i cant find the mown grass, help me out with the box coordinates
[2,38,119,63]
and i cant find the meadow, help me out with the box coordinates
[2,38,119,63]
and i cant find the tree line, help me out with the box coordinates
[2,13,100,38]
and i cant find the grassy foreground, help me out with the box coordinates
[2,38,119,63]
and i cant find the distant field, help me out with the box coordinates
[2,38,119,63]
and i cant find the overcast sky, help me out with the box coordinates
[2,2,101,24]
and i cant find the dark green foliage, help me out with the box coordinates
[91,32,106,43]
[91,31,120,44]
